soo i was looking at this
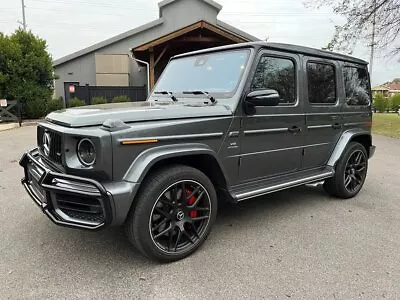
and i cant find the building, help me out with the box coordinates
[372,83,400,98]
[53,0,259,104]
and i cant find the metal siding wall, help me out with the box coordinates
[54,0,221,99]
[54,54,96,99]
[96,74,130,86]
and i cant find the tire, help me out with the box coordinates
[124,165,218,262]
[324,142,368,199]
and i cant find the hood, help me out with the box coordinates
[45,101,233,128]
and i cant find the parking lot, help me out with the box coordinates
[0,126,399,299]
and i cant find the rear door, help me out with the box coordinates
[303,57,344,169]
[341,63,372,130]
[238,50,305,182]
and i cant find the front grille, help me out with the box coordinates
[38,126,63,164]
[55,193,105,224]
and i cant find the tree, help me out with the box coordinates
[0,28,55,118]
[306,0,400,57]
[373,93,387,112]
[391,93,400,111]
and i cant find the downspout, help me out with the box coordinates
[129,52,150,96]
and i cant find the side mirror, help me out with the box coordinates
[245,89,280,107]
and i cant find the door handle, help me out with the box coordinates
[332,123,342,129]
[288,126,301,134]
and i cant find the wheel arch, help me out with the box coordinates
[327,129,372,167]
[123,143,230,190]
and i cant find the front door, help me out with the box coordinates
[238,50,305,183]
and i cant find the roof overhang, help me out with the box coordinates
[132,20,250,52]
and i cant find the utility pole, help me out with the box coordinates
[20,0,27,30]
[369,0,376,79]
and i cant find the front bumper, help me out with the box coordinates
[20,149,136,230]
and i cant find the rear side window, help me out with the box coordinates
[307,62,336,104]
[251,55,296,105]
[343,66,370,106]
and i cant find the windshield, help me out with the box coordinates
[153,49,250,98]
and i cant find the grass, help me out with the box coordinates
[372,113,400,138]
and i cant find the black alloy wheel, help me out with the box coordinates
[125,165,217,262]
[149,180,211,254]
[343,149,367,193]
[323,142,369,199]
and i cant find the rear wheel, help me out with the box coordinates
[125,165,217,262]
[324,142,368,199]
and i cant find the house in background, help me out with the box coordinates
[372,82,400,98]
[53,0,259,105]
[372,85,390,97]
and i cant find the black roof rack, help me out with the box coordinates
[174,41,368,65]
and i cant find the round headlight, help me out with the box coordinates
[77,138,96,166]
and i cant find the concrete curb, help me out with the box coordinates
[0,123,20,132]
[0,119,42,132]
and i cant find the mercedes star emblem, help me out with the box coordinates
[43,132,51,156]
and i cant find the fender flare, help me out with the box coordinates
[327,129,372,167]
[123,143,229,184]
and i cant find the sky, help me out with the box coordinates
[1,0,399,86]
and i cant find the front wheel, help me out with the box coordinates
[125,165,217,262]
[324,142,368,199]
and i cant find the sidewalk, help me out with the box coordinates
[0,119,41,132]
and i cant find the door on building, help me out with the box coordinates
[64,82,79,107]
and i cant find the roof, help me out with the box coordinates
[174,41,369,64]
[372,85,389,91]
[388,83,400,91]
[132,20,257,52]
[53,18,164,66]
[53,0,259,67]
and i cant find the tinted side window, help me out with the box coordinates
[343,66,370,105]
[307,62,336,104]
[251,56,296,104]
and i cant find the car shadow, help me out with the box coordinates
[40,183,330,266]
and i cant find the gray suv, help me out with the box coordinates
[20,42,375,262]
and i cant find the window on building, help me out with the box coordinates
[307,62,336,104]
[343,66,370,106]
[251,55,296,104]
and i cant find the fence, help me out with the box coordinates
[69,84,147,106]
[0,100,23,126]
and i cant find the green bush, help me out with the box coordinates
[91,96,107,105]
[0,29,55,119]
[373,93,387,113]
[69,97,86,107]
[111,95,130,103]
[25,98,47,119]
[46,97,64,114]
[390,94,400,111]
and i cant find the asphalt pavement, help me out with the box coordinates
[0,126,399,299]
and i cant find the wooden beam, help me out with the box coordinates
[202,22,248,43]
[154,45,168,67]
[174,36,223,43]
[149,48,155,89]
[133,21,203,51]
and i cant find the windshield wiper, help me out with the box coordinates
[154,91,178,102]
[182,91,217,105]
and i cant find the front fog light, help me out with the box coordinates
[77,138,96,166]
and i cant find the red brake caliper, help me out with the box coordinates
[186,188,198,218]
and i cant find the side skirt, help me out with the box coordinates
[230,167,334,202]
